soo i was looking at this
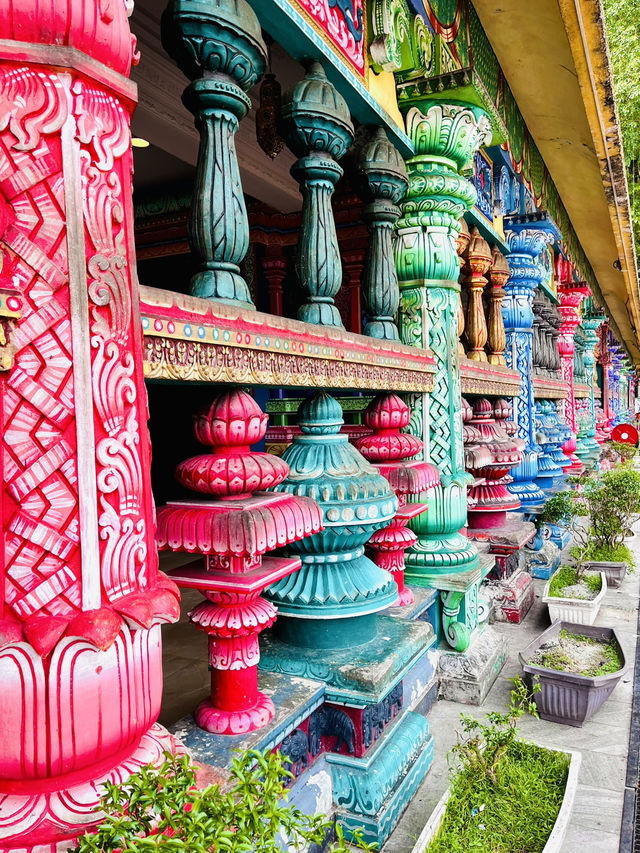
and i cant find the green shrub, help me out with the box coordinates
[536,492,573,527]
[70,748,375,853]
[581,541,634,568]
[584,464,640,549]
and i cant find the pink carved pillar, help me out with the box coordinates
[0,6,182,850]
[558,277,590,473]
[355,394,439,607]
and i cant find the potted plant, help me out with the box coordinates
[71,748,375,853]
[520,621,627,726]
[410,679,580,853]
[576,464,640,587]
[541,563,606,626]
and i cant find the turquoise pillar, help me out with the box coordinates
[395,101,492,652]
[281,62,354,327]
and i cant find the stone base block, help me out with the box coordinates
[483,569,534,623]
[327,711,434,847]
[259,615,436,705]
[438,627,508,705]
[170,671,325,772]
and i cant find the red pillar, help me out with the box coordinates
[558,276,590,473]
[0,5,181,850]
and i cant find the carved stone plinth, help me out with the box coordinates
[356,394,439,606]
[484,570,535,623]
[525,527,562,579]
[157,389,323,734]
[438,627,508,705]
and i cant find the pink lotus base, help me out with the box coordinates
[0,724,184,853]
[195,693,275,735]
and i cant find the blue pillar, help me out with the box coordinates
[503,218,558,508]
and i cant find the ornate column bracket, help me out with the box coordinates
[281,62,354,328]
[487,246,508,365]
[503,215,558,508]
[358,127,408,341]
[558,278,590,472]
[462,226,491,361]
[162,0,267,308]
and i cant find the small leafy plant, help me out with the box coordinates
[583,464,640,550]
[425,679,569,853]
[70,748,375,853]
[611,440,638,462]
[535,492,573,528]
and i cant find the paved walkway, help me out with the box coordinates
[383,527,640,853]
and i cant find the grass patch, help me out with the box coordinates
[581,541,634,568]
[425,740,569,853]
[548,566,602,598]
[584,573,603,594]
[533,630,624,677]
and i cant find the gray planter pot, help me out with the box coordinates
[583,560,626,588]
[519,621,627,727]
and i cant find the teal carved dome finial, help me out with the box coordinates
[265,393,399,644]
[162,0,267,89]
[298,391,344,435]
[359,126,408,204]
[281,61,354,160]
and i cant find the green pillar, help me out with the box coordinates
[396,102,492,651]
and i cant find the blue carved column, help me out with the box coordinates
[503,218,557,508]
[162,0,267,307]
[281,62,354,327]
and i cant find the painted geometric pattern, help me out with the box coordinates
[0,76,81,619]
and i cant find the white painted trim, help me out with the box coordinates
[60,75,101,611]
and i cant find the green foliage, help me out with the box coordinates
[584,573,604,594]
[548,566,602,598]
[580,541,635,568]
[426,679,569,853]
[584,464,640,549]
[70,749,375,853]
[536,492,573,527]
[604,0,640,264]
[611,441,638,462]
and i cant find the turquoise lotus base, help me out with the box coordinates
[328,711,434,847]
[259,614,436,705]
